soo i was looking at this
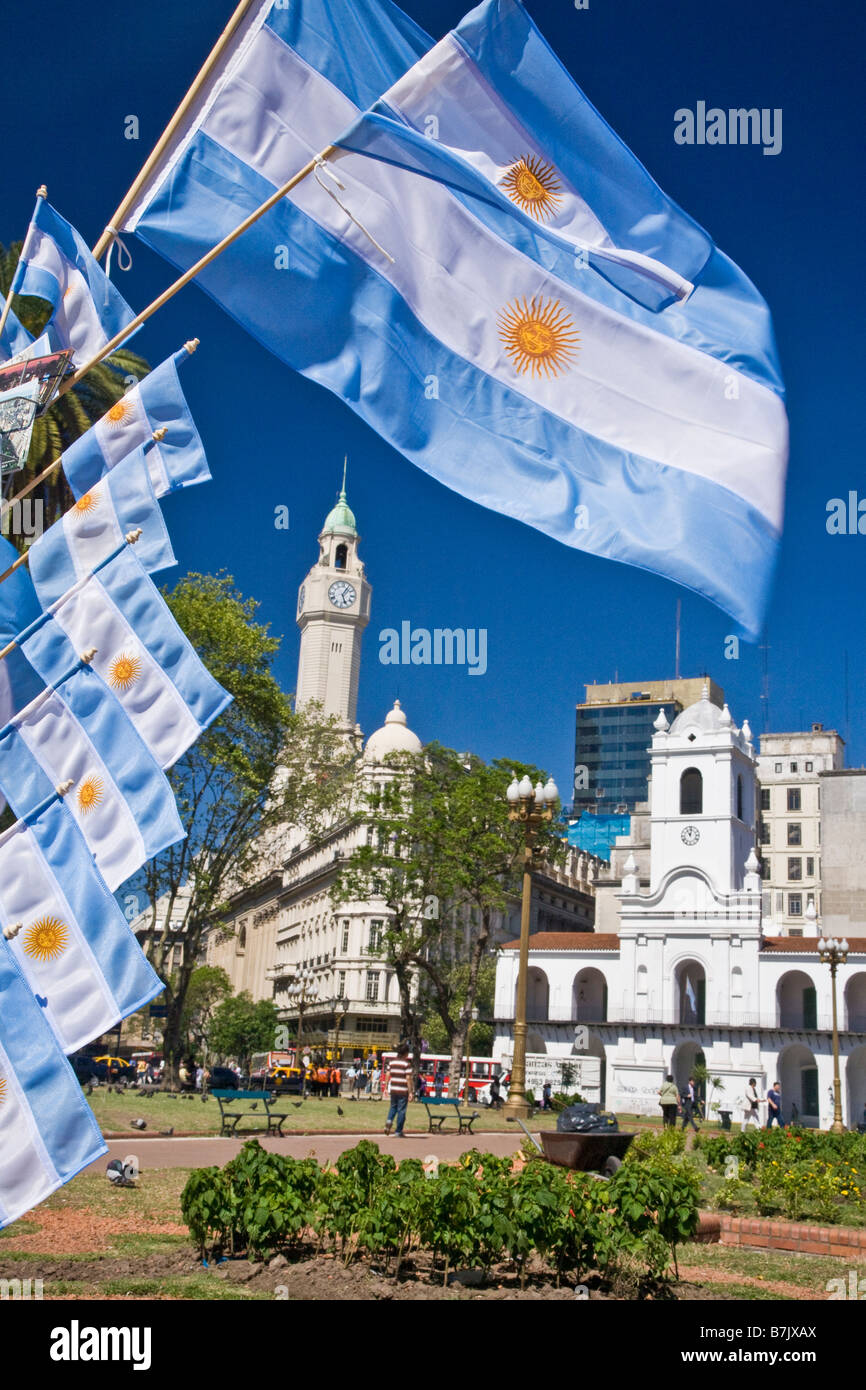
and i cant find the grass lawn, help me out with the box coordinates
[85,1088,724,1138]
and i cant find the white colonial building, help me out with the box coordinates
[495,687,866,1129]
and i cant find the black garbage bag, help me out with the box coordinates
[556,1102,619,1134]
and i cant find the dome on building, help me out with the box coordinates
[364,700,422,761]
[669,683,728,737]
[321,486,357,538]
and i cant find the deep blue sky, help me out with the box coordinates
[3,0,864,796]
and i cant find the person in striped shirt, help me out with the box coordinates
[384,1041,412,1138]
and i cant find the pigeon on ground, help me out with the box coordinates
[159,1127,174,1136]
[337,1106,344,1116]
[130,1118,147,1130]
[292,1102,303,1109]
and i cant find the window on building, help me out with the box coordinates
[761,858,772,880]
[788,894,802,916]
[759,822,771,845]
[788,857,802,881]
[366,972,380,1002]
[787,823,802,846]
[775,893,785,914]
[790,761,798,773]
[775,762,782,773]
[236,922,247,954]
[341,921,349,953]
[736,775,744,821]
[787,788,801,812]
[335,543,347,570]
[805,761,813,772]
[680,767,703,815]
[369,920,383,953]
[806,857,815,876]
[760,788,771,811]
[338,971,346,999]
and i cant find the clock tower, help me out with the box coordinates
[295,474,371,731]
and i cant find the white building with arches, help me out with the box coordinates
[494,687,866,1129]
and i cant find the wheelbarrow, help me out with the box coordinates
[508,1117,635,1177]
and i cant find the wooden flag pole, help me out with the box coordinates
[0,427,169,525]
[0,530,142,661]
[63,145,336,395]
[92,0,261,263]
[0,184,48,340]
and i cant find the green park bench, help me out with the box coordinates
[211,1089,292,1137]
[422,1097,479,1135]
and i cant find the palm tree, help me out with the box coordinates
[1,239,150,536]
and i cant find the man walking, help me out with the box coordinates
[658,1073,680,1128]
[766,1080,782,1128]
[741,1077,761,1131]
[384,1041,412,1138]
[680,1076,700,1133]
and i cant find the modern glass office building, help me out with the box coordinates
[573,677,725,815]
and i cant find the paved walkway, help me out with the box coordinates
[86,1130,534,1172]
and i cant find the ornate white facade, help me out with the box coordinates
[495,688,866,1129]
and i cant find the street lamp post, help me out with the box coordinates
[818,935,849,1133]
[503,772,559,1120]
[287,969,319,1064]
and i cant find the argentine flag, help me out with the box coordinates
[0,794,163,1056]
[28,445,176,607]
[61,345,211,499]
[0,926,106,1230]
[11,198,137,370]
[120,0,786,637]
[0,538,42,734]
[17,543,232,770]
[0,291,35,361]
[0,661,185,892]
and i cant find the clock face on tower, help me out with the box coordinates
[297,584,305,613]
[681,824,701,846]
[328,580,356,609]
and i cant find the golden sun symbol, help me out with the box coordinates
[498,296,580,379]
[73,491,99,517]
[77,776,104,814]
[109,652,142,691]
[0,1075,6,1105]
[500,155,562,222]
[105,398,133,430]
[23,914,69,963]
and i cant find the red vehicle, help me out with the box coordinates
[382,1051,502,1102]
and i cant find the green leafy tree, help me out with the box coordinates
[1,240,149,531]
[209,992,280,1075]
[181,964,231,1064]
[133,572,356,1083]
[334,743,564,1094]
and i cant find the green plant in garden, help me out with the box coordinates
[608,1157,701,1279]
[627,1127,686,1162]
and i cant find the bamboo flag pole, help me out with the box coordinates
[0,427,168,525]
[0,531,142,661]
[62,145,335,395]
[0,184,48,340]
[92,0,261,263]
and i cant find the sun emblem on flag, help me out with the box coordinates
[498,296,580,378]
[109,652,142,691]
[105,397,133,430]
[77,776,104,814]
[23,914,69,963]
[73,491,99,517]
[0,1075,6,1105]
[500,155,562,222]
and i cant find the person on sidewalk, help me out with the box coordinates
[741,1077,761,1132]
[658,1073,680,1128]
[384,1041,412,1138]
[680,1076,700,1133]
[766,1080,782,1128]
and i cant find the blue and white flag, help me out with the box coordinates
[0,537,42,732]
[18,543,232,769]
[0,794,163,1056]
[0,291,35,361]
[10,196,137,369]
[118,0,787,639]
[0,660,185,891]
[0,923,106,1230]
[381,0,710,312]
[61,345,210,499]
[28,445,176,607]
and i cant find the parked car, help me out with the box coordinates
[207,1067,245,1091]
[265,1065,304,1095]
[93,1055,137,1085]
[71,1054,108,1085]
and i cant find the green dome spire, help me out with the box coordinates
[321,457,358,537]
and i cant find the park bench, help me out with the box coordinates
[211,1089,293,1137]
[422,1097,479,1135]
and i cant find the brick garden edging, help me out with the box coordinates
[697,1211,866,1258]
